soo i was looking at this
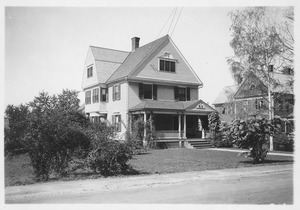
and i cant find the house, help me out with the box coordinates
[212,70,294,133]
[81,35,215,146]
[212,85,238,123]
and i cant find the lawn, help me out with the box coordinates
[5,148,293,186]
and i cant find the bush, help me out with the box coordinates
[210,122,234,148]
[225,117,281,163]
[86,140,132,176]
[86,122,133,176]
[273,133,294,152]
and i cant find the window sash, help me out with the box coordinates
[92,88,99,103]
[159,59,176,72]
[87,66,93,78]
[85,90,91,104]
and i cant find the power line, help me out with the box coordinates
[156,7,177,39]
[170,7,183,37]
[167,7,178,35]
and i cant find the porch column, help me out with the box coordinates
[129,113,132,133]
[202,129,205,139]
[178,114,182,147]
[183,114,187,139]
[143,112,147,147]
[178,114,182,139]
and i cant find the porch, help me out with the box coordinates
[128,99,215,147]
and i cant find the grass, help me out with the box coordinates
[5,148,293,186]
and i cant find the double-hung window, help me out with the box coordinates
[113,84,121,101]
[159,59,176,72]
[112,115,121,132]
[100,88,108,102]
[87,66,93,78]
[174,87,190,101]
[85,90,91,104]
[92,88,99,103]
[139,83,157,100]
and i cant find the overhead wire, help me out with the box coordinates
[167,7,178,35]
[170,7,183,37]
[156,7,177,39]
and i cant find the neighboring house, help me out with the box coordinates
[212,85,238,123]
[81,35,215,145]
[213,70,294,133]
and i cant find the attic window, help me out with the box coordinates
[159,59,176,72]
[87,66,93,78]
[197,103,204,109]
[249,84,256,91]
[159,52,176,73]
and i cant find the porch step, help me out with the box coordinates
[188,140,213,149]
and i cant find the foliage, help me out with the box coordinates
[4,104,29,156]
[86,122,133,176]
[5,90,90,181]
[225,117,281,163]
[208,112,222,146]
[273,133,294,152]
[228,7,294,84]
[129,115,159,149]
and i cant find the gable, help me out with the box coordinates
[213,85,238,105]
[185,100,215,113]
[234,72,268,99]
[129,37,202,86]
[106,35,168,84]
[82,46,129,89]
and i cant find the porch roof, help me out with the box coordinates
[129,99,215,113]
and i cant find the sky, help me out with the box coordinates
[4,6,238,107]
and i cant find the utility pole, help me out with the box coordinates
[268,65,274,151]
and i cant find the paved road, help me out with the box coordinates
[5,164,293,204]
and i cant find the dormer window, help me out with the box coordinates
[87,66,93,78]
[159,52,176,73]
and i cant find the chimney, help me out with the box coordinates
[131,37,140,51]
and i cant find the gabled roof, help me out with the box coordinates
[89,46,129,83]
[213,85,238,105]
[106,35,168,83]
[129,99,215,113]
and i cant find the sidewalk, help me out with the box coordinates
[206,148,294,157]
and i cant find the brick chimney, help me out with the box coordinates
[131,37,140,51]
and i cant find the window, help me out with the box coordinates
[174,87,190,101]
[92,88,99,103]
[249,84,256,91]
[113,84,121,101]
[222,107,226,114]
[255,99,266,110]
[139,84,157,100]
[159,59,176,72]
[85,90,91,104]
[112,115,121,132]
[100,88,108,102]
[87,66,93,78]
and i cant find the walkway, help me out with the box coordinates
[206,148,294,157]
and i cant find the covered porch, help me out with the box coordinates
[128,99,215,147]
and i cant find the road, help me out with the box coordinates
[5,164,293,204]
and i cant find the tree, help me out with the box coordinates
[5,90,90,181]
[4,104,29,155]
[228,7,294,83]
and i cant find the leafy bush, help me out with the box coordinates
[5,90,91,181]
[225,117,281,163]
[273,133,294,152]
[86,140,133,176]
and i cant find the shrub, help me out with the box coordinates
[273,133,294,152]
[86,122,133,176]
[225,117,281,163]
